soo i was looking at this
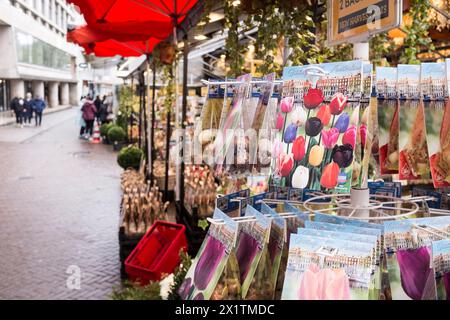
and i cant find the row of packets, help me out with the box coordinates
[179,190,450,300]
[178,202,308,300]
[377,60,450,188]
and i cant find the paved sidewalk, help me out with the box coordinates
[0,108,122,299]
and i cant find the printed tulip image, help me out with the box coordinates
[272,140,282,159]
[276,113,284,130]
[284,124,298,143]
[397,247,434,300]
[290,106,307,126]
[309,145,325,167]
[297,264,351,300]
[292,136,306,161]
[292,166,309,189]
[178,277,193,299]
[280,96,294,113]
[360,124,367,148]
[334,113,350,133]
[321,128,340,149]
[320,162,340,189]
[277,153,294,177]
[329,92,348,115]
[305,117,323,137]
[342,125,357,149]
[316,104,331,126]
[194,236,226,290]
[444,273,450,298]
[236,232,259,284]
[332,144,354,168]
[303,88,324,109]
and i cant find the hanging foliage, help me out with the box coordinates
[369,33,394,67]
[400,0,435,64]
[224,0,244,77]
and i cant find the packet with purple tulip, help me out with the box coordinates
[431,239,450,300]
[179,208,239,300]
[383,217,450,300]
[281,233,374,300]
[273,61,363,193]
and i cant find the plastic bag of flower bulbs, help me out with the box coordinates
[120,168,169,235]
[184,165,218,218]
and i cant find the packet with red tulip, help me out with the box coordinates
[272,61,363,193]
[398,64,431,180]
[376,67,399,174]
[281,233,374,300]
[424,61,449,188]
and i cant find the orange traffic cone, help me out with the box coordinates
[90,121,102,144]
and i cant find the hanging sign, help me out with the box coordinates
[327,0,402,46]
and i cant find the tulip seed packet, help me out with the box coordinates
[424,61,450,188]
[376,67,399,174]
[281,234,374,300]
[431,239,450,300]
[397,64,431,180]
[234,205,271,298]
[383,217,450,300]
[273,61,363,193]
[354,63,373,187]
[246,203,286,299]
[214,74,252,173]
[179,208,238,300]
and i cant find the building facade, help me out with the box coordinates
[0,0,121,117]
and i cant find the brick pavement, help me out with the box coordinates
[0,108,122,299]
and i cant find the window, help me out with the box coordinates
[16,31,71,71]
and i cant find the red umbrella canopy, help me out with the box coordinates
[68,0,198,39]
[76,38,160,57]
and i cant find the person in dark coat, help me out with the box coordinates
[32,95,46,126]
[81,95,97,136]
[10,96,22,126]
[24,92,34,125]
[94,95,102,121]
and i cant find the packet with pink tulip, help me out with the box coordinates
[272,61,363,193]
[431,239,450,300]
[281,233,374,300]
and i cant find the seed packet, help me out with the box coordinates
[246,203,285,300]
[272,61,363,193]
[216,189,251,218]
[214,74,252,173]
[397,64,431,180]
[383,217,450,300]
[281,234,374,300]
[235,205,271,298]
[424,61,449,188]
[354,63,373,187]
[314,212,384,232]
[376,67,399,174]
[179,208,238,300]
[431,239,450,300]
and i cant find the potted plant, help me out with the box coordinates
[107,125,127,151]
[117,146,144,170]
[100,123,114,144]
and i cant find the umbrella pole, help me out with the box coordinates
[150,60,157,186]
[146,56,152,180]
[164,109,171,201]
[138,76,143,148]
[143,69,149,178]
[179,34,188,211]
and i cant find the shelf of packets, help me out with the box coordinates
[176,184,450,300]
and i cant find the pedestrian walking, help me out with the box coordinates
[32,95,46,127]
[79,96,86,137]
[94,95,102,122]
[81,95,97,137]
[24,92,34,126]
[9,96,23,126]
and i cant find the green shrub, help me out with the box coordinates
[117,146,143,170]
[107,125,127,143]
[100,123,114,137]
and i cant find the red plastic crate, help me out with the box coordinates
[125,221,187,285]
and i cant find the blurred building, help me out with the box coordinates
[0,0,121,116]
